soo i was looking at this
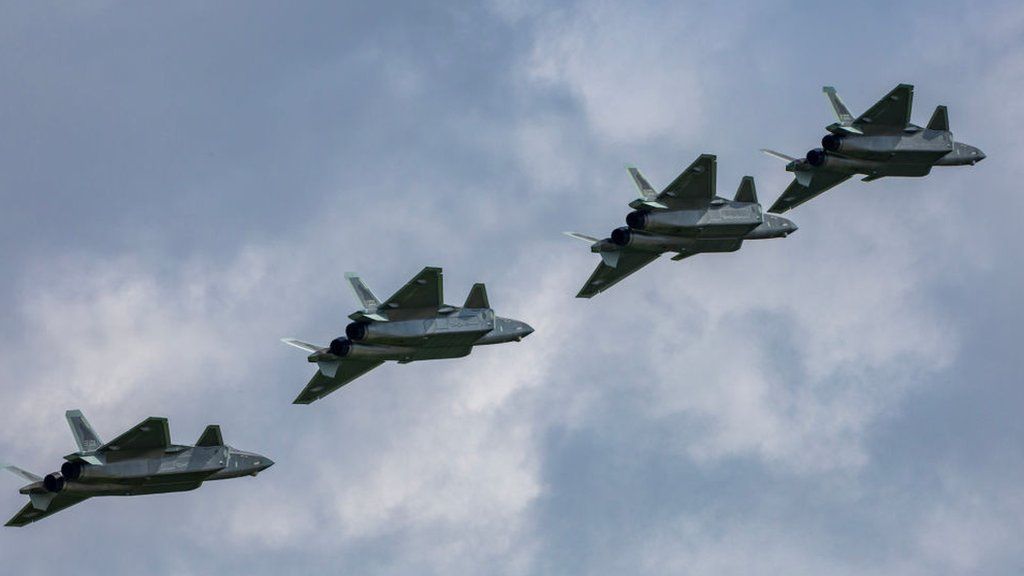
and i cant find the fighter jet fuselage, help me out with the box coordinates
[39,444,266,498]
[4,411,272,527]
[311,306,530,364]
[764,84,984,213]
[566,154,797,298]
[283,266,533,403]
[792,125,983,178]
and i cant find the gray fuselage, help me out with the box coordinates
[309,306,533,364]
[602,199,796,256]
[32,446,272,498]
[793,125,985,177]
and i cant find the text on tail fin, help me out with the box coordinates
[627,166,657,199]
[345,273,381,311]
[823,86,855,125]
[65,410,102,453]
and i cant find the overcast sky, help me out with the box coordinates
[1,1,1022,574]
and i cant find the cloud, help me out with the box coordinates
[520,1,724,145]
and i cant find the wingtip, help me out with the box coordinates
[344,272,358,279]
[822,85,836,93]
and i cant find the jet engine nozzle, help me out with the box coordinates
[345,322,369,342]
[43,472,65,493]
[806,148,827,167]
[610,227,632,246]
[625,210,647,230]
[328,338,352,357]
[821,134,843,152]
[60,461,83,481]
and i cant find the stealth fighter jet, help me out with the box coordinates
[763,83,985,213]
[566,154,797,298]
[282,267,533,404]
[3,410,272,527]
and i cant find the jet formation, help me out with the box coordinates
[762,83,985,213]
[282,267,534,404]
[4,82,983,529]
[566,83,983,297]
[2,410,272,526]
[566,154,797,298]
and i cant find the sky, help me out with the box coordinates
[0,1,1022,574]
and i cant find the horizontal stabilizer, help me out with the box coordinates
[734,176,757,203]
[760,149,797,163]
[2,464,41,483]
[927,105,948,131]
[463,283,489,309]
[196,425,224,447]
[564,232,600,244]
[281,338,321,353]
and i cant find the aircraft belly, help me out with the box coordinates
[877,163,933,177]
[693,239,743,253]
[887,148,947,166]
[60,477,207,496]
[409,346,473,360]
[113,481,204,496]
[418,330,488,349]
[696,223,760,238]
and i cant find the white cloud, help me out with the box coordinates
[521,1,722,145]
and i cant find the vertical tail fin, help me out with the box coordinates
[734,176,757,203]
[463,283,489,309]
[823,86,855,125]
[627,166,657,199]
[196,425,224,447]
[65,410,102,453]
[345,273,381,311]
[927,105,949,131]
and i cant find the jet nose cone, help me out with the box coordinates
[976,150,986,162]
[514,321,534,341]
